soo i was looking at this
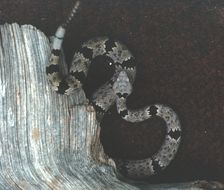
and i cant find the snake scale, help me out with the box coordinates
[46,1,181,180]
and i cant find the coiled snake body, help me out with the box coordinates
[46,1,181,180]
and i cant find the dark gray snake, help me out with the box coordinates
[46,1,181,180]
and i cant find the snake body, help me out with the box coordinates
[46,1,181,180]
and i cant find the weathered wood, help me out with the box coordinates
[0,23,223,190]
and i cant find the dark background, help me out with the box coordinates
[1,0,224,184]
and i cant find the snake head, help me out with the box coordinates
[113,71,133,98]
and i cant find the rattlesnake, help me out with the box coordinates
[46,1,181,180]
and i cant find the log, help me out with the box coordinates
[0,23,223,190]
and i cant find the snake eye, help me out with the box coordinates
[107,60,114,68]
[123,93,128,98]
[116,93,122,98]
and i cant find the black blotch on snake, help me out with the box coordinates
[83,55,115,99]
